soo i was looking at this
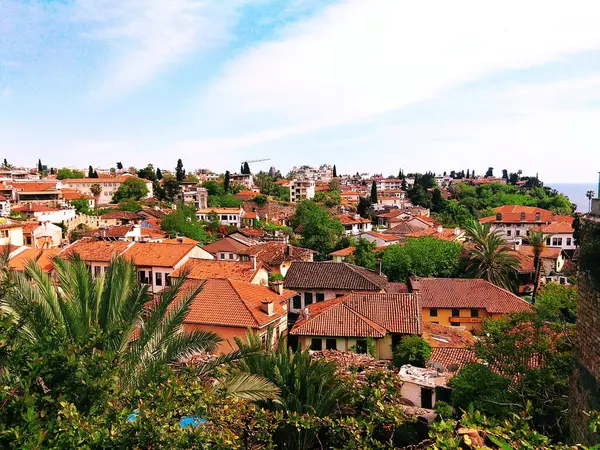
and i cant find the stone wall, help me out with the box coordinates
[570,217,600,445]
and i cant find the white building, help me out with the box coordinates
[230,173,254,189]
[179,183,208,209]
[398,365,451,410]
[338,214,373,236]
[59,175,153,205]
[0,219,24,246]
[0,195,10,217]
[290,179,315,202]
[197,207,244,227]
[292,164,333,182]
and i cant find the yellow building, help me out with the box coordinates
[410,277,532,333]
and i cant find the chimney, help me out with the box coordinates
[261,299,274,316]
[513,239,521,251]
[409,277,421,292]
[269,280,284,295]
[177,236,184,244]
[303,307,310,319]
[251,254,257,270]
[376,257,382,276]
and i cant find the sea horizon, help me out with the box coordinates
[548,182,597,213]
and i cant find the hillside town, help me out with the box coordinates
[1,157,599,447]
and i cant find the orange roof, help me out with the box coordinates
[0,219,24,230]
[179,279,294,329]
[337,214,371,225]
[240,242,315,268]
[163,236,199,245]
[12,203,58,212]
[171,259,260,282]
[243,212,258,219]
[376,210,404,219]
[429,348,478,372]
[123,242,198,267]
[12,182,58,192]
[329,246,356,257]
[363,231,400,242]
[290,292,421,337]
[9,248,60,272]
[422,322,476,349]
[540,221,574,234]
[202,236,253,255]
[61,175,149,184]
[480,205,554,224]
[20,221,40,233]
[61,240,131,262]
[61,188,93,200]
[412,277,532,314]
[553,215,574,225]
[517,244,562,260]
[406,227,461,241]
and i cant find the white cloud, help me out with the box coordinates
[76,0,252,96]
[197,0,600,143]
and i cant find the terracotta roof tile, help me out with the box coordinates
[179,279,294,328]
[123,242,197,267]
[9,248,60,272]
[363,231,400,242]
[337,214,371,225]
[12,182,58,192]
[290,292,421,337]
[329,246,356,257]
[284,262,388,291]
[171,259,260,282]
[413,277,532,314]
[240,242,315,268]
[12,203,58,212]
[202,236,254,254]
[422,322,477,348]
[540,221,574,234]
[480,205,554,224]
[429,348,478,372]
[61,239,131,262]
[100,210,143,220]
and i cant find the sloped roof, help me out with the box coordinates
[284,262,388,291]
[123,242,197,267]
[240,242,315,268]
[412,277,532,314]
[429,348,478,372]
[329,246,356,257]
[202,236,254,255]
[337,214,371,225]
[480,205,554,224]
[12,203,58,212]
[171,259,261,282]
[540,221,574,234]
[362,231,400,242]
[290,292,421,337]
[61,239,131,262]
[422,322,477,349]
[100,210,143,220]
[179,279,294,328]
[383,221,425,236]
[9,248,60,272]
[12,182,58,192]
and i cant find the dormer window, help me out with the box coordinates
[535,212,541,221]
[495,213,502,221]
[520,212,526,221]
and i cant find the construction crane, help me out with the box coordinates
[241,158,271,165]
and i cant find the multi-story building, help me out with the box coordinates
[292,164,333,182]
[230,173,254,189]
[0,219,24,246]
[178,182,208,209]
[0,194,10,217]
[59,175,153,205]
[337,214,373,235]
[197,207,244,227]
[290,179,315,202]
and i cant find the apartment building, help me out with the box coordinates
[59,175,153,205]
[290,179,315,202]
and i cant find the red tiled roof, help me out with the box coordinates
[12,182,58,192]
[290,292,421,337]
[413,278,532,314]
[12,203,58,212]
[422,322,477,348]
[61,175,149,184]
[20,221,40,233]
[429,348,478,372]
[376,210,404,219]
[329,246,356,257]
[171,259,261,282]
[0,219,24,230]
[243,212,258,219]
[517,244,562,260]
[284,262,388,291]
[363,231,400,242]
[123,242,197,267]
[480,205,554,224]
[100,210,143,220]
[240,242,315,268]
[61,239,131,262]
[202,236,253,254]
[337,214,371,225]
[179,279,294,329]
[163,236,199,245]
[540,221,574,234]
[9,248,60,272]
[553,215,574,225]
[406,227,461,241]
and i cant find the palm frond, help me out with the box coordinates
[212,372,280,402]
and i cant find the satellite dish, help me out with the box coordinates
[430,361,445,373]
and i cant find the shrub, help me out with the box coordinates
[392,335,432,367]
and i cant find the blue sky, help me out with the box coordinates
[2,0,600,183]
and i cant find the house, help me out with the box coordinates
[405,226,465,242]
[376,196,407,208]
[329,246,357,263]
[423,322,478,373]
[201,234,258,261]
[178,182,208,209]
[197,207,243,227]
[60,188,96,209]
[289,179,315,202]
[410,277,532,333]
[337,214,372,235]
[238,242,316,276]
[80,223,166,242]
[11,203,76,223]
[178,279,296,354]
[98,210,144,226]
[11,182,61,203]
[59,240,133,276]
[0,219,24,246]
[0,194,10,217]
[9,248,60,273]
[539,219,576,251]
[290,292,421,359]
[359,231,401,247]
[170,258,268,285]
[377,209,407,228]
[283,261,391,313]
[480,205,556,242]
[510,243,568,293]
[58,175,153,205]
[241,211,260,227]
[383,219,431,237]
[22,221,63,248]
[397,365,451,410]
[122,241,210,293]
[229,173,254,188]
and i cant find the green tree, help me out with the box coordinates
[243,162,250,174]
[88,165,94,178]
[392,335,432,367]
[431,188,447,213]
[90,183,102,205]
[203,180,225,196]
[528,228,546,303]
[381,238,462,282]
[161,204,212,243]
[112,177,149,203]
[573,214,582,246]
[223,170,231,193]
[208,194,242,208]
[116,161,123,170]
[370,180,378,203]
[71,198,92,215]
[354,238,377,270]
[37,159,42,171]
[407,184,431,208]
[175,159,185,182]
[155,167,163,180]
[463,220,519,290]
[586,190,595,212]
[292,200,344,259]
[162,177,180,202]
[357,196,372,218]
[485,167,494,177]
[1,256,222,391]
[137,164,157,181]
[118,199,142,212]
[535,283,577,323]
[332,164,337,178]
[56,168,85,180]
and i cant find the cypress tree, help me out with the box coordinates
[156,168,163,180]
[88,165,94,178]
[240,163,245,174]
[243,162,250,174]
[370,180,378,203]
[224,170,231,193]
[38,159,42,171]
[333,165,337,178]
[176,159,185,182]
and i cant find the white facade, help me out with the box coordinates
[36,209,77,224]
[0,223,24,246]
[32,222,63,248]
[0,198,10,217]
[292,164,333,182]
[544,233,576,251]
[197,208,243,227]
[59,176,153,205]
[290,180,315,203]
[342,220,372,236]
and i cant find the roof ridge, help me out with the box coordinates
[339,303,387,336]
[228,279,261,327]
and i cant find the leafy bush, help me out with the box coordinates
[392,335,432,367]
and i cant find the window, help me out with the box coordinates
[155,272,163,286]
[552,237,563,246]
[451,322,460,327]
[304,292,313,305]
[567,238,572,246]
[506,230,511,237]
[326,339,337,350]
[495,213,502,221]
[139,271,149,284]
[535,212,541,221]
[430,308,438,317]
[292,295,301,309]
[520,212,526,221]
[355,339,368,354]
[0,230,8,238]
[310,338,322,351]
[220,253,226,259]
[546,238,551,245]
[165,275,172,286]
[516,230,521,236]
[221,215,228,221]
[471,309,479,318]
[335,294,344,298]
[316,293,325,302]
[94,266,101,277]
[229,254,234,260]
[452,308,460,317]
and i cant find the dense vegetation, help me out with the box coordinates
[160,204,214,244]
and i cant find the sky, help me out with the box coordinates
[1,0,600,183]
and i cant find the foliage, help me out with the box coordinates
[162,177,180,202]
[253,194,268,206]
[70,197,92,214]
[161,204,212,244]
[56,168,85,179]
[137,164,157,181]
[175,159,185,182]
[313,190,341,207]
[291,200,344,260]
[392,335,432,368]
[203,180,224,196]
[112,177,149,203]
[535,283,577,323]
[90,183,102,198]
[463,220,519,291]
[223,170,231,193]
[357,196,372,218]
[579,220,600,289]
[381,238,462,282]
[354,238,377,270]
[528,228,546,303]
[370,180,378,203]
[208,194,242,208]
[8,211,27,221]
[118,199,142,212]
[0,256,221,392]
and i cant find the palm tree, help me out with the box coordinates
[90,183,102,208]
[586,190,595,212]
[464,220,520,291]
[527,229,545,304]
[0,255,276,398]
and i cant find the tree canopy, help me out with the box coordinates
[112,177,149,203]
[292,200,344,259]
